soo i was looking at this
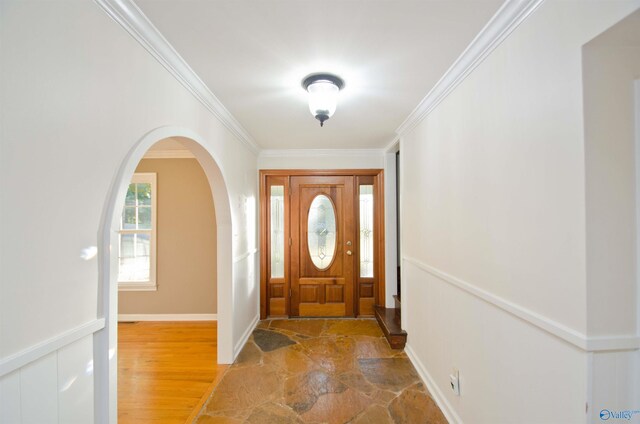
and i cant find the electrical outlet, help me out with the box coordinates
[450,369,460,396]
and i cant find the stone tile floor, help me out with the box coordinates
[194,318,447,424]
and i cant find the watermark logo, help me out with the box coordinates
[600,409,640,421]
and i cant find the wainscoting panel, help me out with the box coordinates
[20,352,58,424]
[57,336,94,423]
[0,370,21,423]
[0,334,95,424]
[402,259,588,424]
[590,349,640,422]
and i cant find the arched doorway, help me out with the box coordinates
[94,127,233,424]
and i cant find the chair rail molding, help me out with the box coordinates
[395,0,545,136]
[0,318,106,377]
[403,256,640,353]
[94,0,261,155]
[233,248,258,264]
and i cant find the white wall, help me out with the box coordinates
[0,0,258,422]
[582,12,640,419]
[257,149,385,170]
[0,336,94,424]
[401,1,639,423]
[583,10,640,337]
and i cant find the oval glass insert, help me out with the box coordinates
[307,194,337,270]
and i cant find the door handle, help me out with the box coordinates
[346,241,352,246]
[346,250,352,256]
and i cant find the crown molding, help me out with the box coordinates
[94,0,261,155]
[259,148,385,158]
[143,149,195,159]
[384,136,400,153]
[396,0,545,137]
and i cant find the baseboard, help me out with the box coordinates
[405,342,462,424]
[118,314,217,322]
[233,314,260,358]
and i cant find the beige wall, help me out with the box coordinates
[119,158,217,314]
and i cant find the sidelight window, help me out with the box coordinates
[359,185,374,277]
[270,185,285,278]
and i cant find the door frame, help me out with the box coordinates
[96,127,235,424]
[259,169,385,319]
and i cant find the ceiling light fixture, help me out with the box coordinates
[301,73,345,127]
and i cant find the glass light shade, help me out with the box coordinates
[307,80,339,117]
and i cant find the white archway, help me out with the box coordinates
[93,126,234,424]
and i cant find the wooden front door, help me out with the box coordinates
[290,176,355,317]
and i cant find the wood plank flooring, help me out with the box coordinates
[118,321,228,424]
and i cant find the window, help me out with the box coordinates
[118,173,157,291]
[359,185,374,277]
[270,185,285,278]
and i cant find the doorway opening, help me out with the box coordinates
[259,170,385,319]
[115,138,225,423]
[95,127,234,424]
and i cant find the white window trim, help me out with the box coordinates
[118,172,157,291]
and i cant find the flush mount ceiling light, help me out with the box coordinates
[301,73,345,127]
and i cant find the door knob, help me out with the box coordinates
[346,241,352,246]
[346,250,352,256]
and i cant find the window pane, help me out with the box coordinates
[122,207,136,229]
[118,256,150,282]
[270,186,285,278]
[138,206,152,230]
[136,233,150,256]
[137,183,152,206]
[125,184,136,206]
[119,233,150,282]
[120,234,134,258]
[307,194,336,270]
[359,185,374,277]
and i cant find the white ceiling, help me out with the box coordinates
[136,0,503,150]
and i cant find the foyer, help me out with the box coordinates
[1,1,639,424]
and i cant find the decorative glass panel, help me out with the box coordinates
[307,194,337,270]
[359,185,374,277]
[270,186,285,278]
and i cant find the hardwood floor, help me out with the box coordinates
[118,321,228,424]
